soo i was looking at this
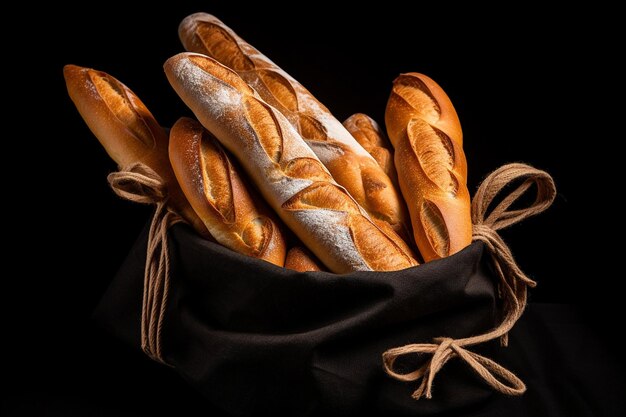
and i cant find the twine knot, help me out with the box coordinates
[107,163,167,204]
[108,163,182,366]
[383,163,556,399]
[383,336,526,400]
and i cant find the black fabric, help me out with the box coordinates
[6,304,623,416]
[94,222,502,416]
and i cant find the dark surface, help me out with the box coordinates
[7,2,620,416]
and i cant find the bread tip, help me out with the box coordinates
[181,11,217,23]
[63,64,85,82]
[178,12,220,36]
[163,52,192,82]
[163,52,184,70]
[165,52,253,96]
[164,51,207,70]
[63,63,80,73]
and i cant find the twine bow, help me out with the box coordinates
[383,163,556,399]
[108,163,182,365]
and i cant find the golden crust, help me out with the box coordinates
[386,73,471,261]
[284,246,324,272]
[63,64,207,236]
[343,113,397,182]
[169,117,286,266]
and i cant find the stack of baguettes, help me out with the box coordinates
[64,13,472,274]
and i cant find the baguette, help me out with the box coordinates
[169,117,286,266]
[164,53,417,273]
[284,246,324,272]
[343,113,398,185]
[385,73,471,261]
[63,64,208,236]
[178,13,410,238]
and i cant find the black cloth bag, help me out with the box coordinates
[94,163,555,416]
[94,222,499,416]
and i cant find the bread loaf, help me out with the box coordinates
[169,117,286,266]
[63,64,208,236]
[343,113,398,185]
[284,246,324,272]
[165,53,417,273]
[178,13,410,238]
[385,73,471,261]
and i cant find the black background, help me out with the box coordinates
[7,3,618,415]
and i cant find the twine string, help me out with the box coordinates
[108,163,182,365]
[382,163,556,399]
